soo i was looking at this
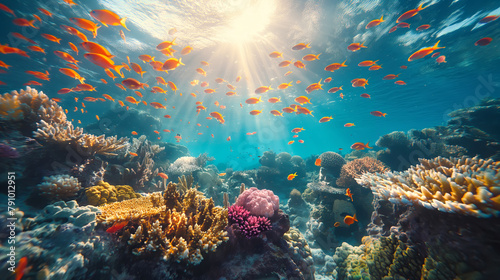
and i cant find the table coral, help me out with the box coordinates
[97,181,228,265]
[85,181,141,206]
[356,156,500,218]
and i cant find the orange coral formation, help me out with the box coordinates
[336,157,389,187]
[357,156,500,218]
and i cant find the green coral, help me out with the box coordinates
[86,181,141,206]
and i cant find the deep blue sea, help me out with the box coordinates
[1,0,499,169]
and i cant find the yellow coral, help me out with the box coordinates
[97,180,228,265]
[357,156,500,218]
[0,92,23,120]
[86,181,140,206]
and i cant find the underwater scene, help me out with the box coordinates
[1,0,500,279]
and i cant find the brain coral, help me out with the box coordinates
[85,181,141,206]
[319,151,346,177]
[235,187,280,218]
[356,156,500,218]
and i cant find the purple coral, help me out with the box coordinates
[235,187,279,218]
[228,205,272,238]
[0,143,19,158]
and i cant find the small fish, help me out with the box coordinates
[397,3,427,23]
[436,55,446,64]
[288,140,294,145]
[365,15,384,29]
[293,60,306,69]
[268,97,281,103]
[291,43,310,50]
[389,26,398,33]
[479,15,499,24]
[344,123,355,127]
[227,136,231,141]
[344,214,358,226]
[360,93,371,98]
[298,140,304,143]
[315,158,321,166]
[269,51,283,58]
[287,172,297,180]
[129,152,138,157]
[181,46,193,55]
[400,65,408,69]
[347,42,367,52]
[291,127,305,133]
[370,111,387,117]
[245,96,262,104]
[408,41,444,61]
[15,256,28,280]
[90,9,129,30]
[255,85,273,94]
[41,33,61,43]
[351,142,373,150]
[358,60,378,67]
[394,80,406,85]
[334,222,340,227]
[416,24,430,31]
[162,57,184,71]
[346,188,353,201]
[131,131,138,135]
[270,110,283,117]
[383,74,400,80]
[475,37,492,46]
[249,110,262,115]
[106,221,128,233]
[302,53,321,61]
[324,60,347,72]
[319,116,333,123]
[397,22,410,28]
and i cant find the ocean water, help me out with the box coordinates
[1,0,500,279]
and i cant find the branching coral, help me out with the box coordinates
[356,156,500,218]
[96,180,228,265]
[85,181,141,206]
[336,157,389,188]
[37,175,82,201]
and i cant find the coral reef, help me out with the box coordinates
[319,151,346,179]
[228,205,272,238]
[336,157,388,188]
[357,156,500,218]
[168,156,202,175]
[256,151,307,190]
[0,201,113,280]
[37,175,82,202]
[235,187,280,218]
[97,181,228,266]
[70,158,108,189]
[85,181,141,206]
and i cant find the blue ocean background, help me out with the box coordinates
[1,0,499,171]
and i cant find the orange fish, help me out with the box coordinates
[84,53,124,77]
[292,43,311,50]
[255,85,272,94]
[13,18,38,29]
[328,86,343,93]
[204,88,216,94]
[268,97,281,103]
[164,115,171,118]
[0,3,16,17]
[115,83,126,91]
[38,7,52,17]
[347,42,367,52]
[270,110,283,117]
[319,116,333,123]
[360,93,371,98]
[397,4,427,23]
[324,60,347,72]
[344,214,358,226]
[102,94,114,101]
[139,55,155,63]
[287,172,297,180]
[68,42,79,55]
[397,22,410,28]
[408,41,444,61]
[282,107,296,113]
[366,16,384,29]
[302,53,321,61]
[436,55,446,64]
[41,33,61,43]
[351,142,373,150]
[200,61,209,66]
[291,127,305,133]
[226,136,231,141]
[150,102,166,109]
[156,38,177,50]
[76,83,96,91]
[90,9,129,30]
[324,77,332,83]
[395,80,406,85]
[83,97,98,102]
[382,74,400,80]
[344,123,355,127]
[54,51,79,64]
[370,111,387,117]
[181,46,193,55]
[269,51,283,58]
[162,57,184,71]
[284,71,292,76]
[125,96,140,105]
[122,78,147,90]
[294,96,311,105]
[369,64,382,71]
[278,60,293,67]
[57,88,73,94]
[358,60,378,67]
[70,17,100,38]
[416,24,430,31]
[346,188,353,201]
[293,60,306,69]
[27,45,46,53]
[59,68,85,83]
[80,41,114,58]
[15,256,28,280]
[63,0,78,6]
[334,222,340,227]
[245,97,262,104]
[305,79,323,94]
[389,26,398,33]
[130,62,146,77]
[249,110,262,115]
[11,32,36,44]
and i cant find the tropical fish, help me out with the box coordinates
[288,140,294,145]
[397,22,410,28]
[139,55,155,63]
[268,97,281,103]
[479,15,499,23]
[324,60,347,72]
[292,43,310,50]
[150,102,166,109]
[0,3,16,17]
[394,80,406,85]
[125,96,140,104]
[15,256,28,280]
[27,45,45,53]
[408,41,444,61]
[269,51,283,58]
[436,55,446,64]
[344,123,355,127]
[41,33,61,43]
[38,7,52,17]
[54,51,79,64]
[80,41,114,57]
[130,62,146,77]
[347,42,367,52]
[11,32,36,44]
[181,46,193,55]
[302,53,321,61]
[90,9,129,30]
[162,57,184,71]
[370,111,387,117]
[84,53,124,77]
[416,24,430,31]
[76,83,96,91]
[278,81,293,89]
[360,93,370,98]
[13,18,38,29]
[344,214,358,226]
[382,74,400,80]
[293,60,306,69]
[70,17,100,38]
[305,79,323,93]
[57,88,73,94]
[156,38,177,50]
[319,116,333,123]
[396,3,427,23]
[291,127,305,133]
[351,142,373,150]
[334,222,340,227]
[369,64,382,71]
[59,68,85,83]
[106,221,128,233]
[346,188,353,201]
[475,37,492,46]
[358,60,378,67]
[278,60,293,67]
[315,158,321,166]
[365,16,384,29]
[270,110,283,116]
[122,78,147,89]
[255,86,272,94]
[249,110,262,115]
[294,96,311,105]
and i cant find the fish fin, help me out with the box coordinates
[366,142,373,149]
[120,17,130,31]
[114,65,124,78]
[380,15,384,21]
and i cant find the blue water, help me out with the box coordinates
[1,0,499,170]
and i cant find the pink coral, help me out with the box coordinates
[235,187,279,218]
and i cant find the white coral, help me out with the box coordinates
[38,175,82,201]
[168,156,201,175]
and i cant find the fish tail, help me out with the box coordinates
[365,142,373,149]
[29,19,39,29]
[179,57,185,66]
[433,40,445,50]
[380,15,384,21]
[120,17,130,31]
[341,59,347,66]
[114,65,124,78]
[382,113,387,117]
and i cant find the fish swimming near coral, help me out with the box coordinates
[106,221,128,233]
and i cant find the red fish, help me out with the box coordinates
[15,257,28,280]
[346,188,353,201]
[408,41,444,61]
[370,111,387,117]
[365,16,384,29]
[416,24,430,31]
[479,15,499,23]
[347,42,367,52]
[475,37,492,46]
[396,4,427,23]
[106,221,128,233]
[351,142,373,150]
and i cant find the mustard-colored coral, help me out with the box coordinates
[0,92,23,120]
[356,156,500,218]
[86,181,141,206]
[96,180,228,265]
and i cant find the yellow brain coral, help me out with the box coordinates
[96,180,228,265]
[86,181,141,206]
[356,156,500,218]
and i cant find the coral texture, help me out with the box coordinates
[168,156,202,175]
[357,156,500,218]
[37,175,82,201]
[235,187,279,218]
[336,157,388,188]
[85,181,141,206]
[319,151,346,177]
[97,181,228,265]
[228,205,272,238]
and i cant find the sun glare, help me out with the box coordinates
[221,0,277,44]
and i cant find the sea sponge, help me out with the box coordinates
[356,156,500,218]
[38,175,82,201]
[235,187,280,218]
[319,151,346,177]
[85,181,140,206]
